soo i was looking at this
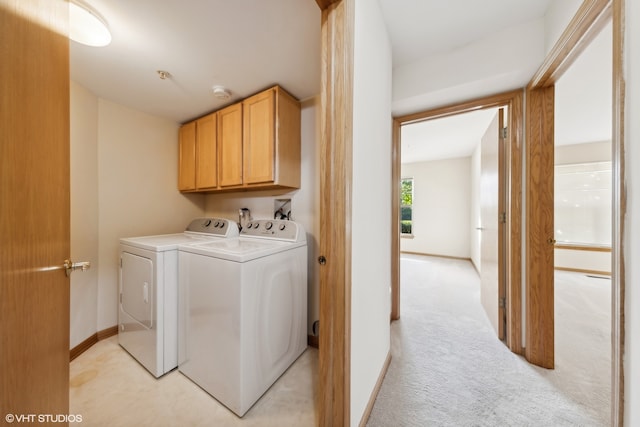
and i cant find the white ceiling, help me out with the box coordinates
[401,109,498,164]
[377,0,552,66]
[70,0,321,123]
[70,0,611,163]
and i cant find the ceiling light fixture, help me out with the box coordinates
[157,70,171,80]
[212,86,232,100]
[69,1,112,47]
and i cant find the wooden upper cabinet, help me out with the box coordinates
[271,86,301,189]
[178,85,301,193]
[243,90,275,184]
[178,121,196,191]
[195,113,217,189]
[218,103,243,187]
[243,86,301,188]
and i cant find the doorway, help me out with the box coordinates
[524,0,623,423]
[552,18,613,424]
[392,90,524,354]
[398,107,506,339]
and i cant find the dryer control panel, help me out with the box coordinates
[241,219,305,242]
[186,218,239,237]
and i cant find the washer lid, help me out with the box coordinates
[179,238,305,262]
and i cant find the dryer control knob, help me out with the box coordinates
[265,222,273,230]
[279,223,286,231]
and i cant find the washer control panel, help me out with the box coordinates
[240,219,305,242]
[186,218,239,237]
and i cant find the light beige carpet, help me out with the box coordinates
[367,255,610,427]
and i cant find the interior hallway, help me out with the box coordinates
[367,254,610,427]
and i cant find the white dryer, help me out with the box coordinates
[178,219,307,417]
[118,218,238,378]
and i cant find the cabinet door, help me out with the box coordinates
[218,103,243,187]
[196,113,217,189]
[178,121,196,191]
[243,89,275,184]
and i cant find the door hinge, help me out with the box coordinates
[499,297,506,309]
[501,127,508,139]
[499,212,507,223]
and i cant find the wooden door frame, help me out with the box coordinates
[316,0,354,425]
[392,90,525,354]
[526,0,624,423]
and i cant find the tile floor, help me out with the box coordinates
[69,337,318,426]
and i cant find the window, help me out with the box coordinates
[401,178,413,235]
[555,161,612,246]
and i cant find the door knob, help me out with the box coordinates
[63,259,91,277]
[547,237,557,245]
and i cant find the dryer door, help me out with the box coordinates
[121,252,154,329]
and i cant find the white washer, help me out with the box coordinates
[178,219,307,417]
[118,218,238,378]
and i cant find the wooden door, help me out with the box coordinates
[0,0,71,419]
[178,122,196,191]
[195,113,217,189]
[243,89,275,184]
[480,109,506,340]
[525,86,555,369]
[217,103,243,187]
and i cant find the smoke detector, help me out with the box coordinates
[212,86,231,100]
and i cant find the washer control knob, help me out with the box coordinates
[213,220,220,228]
[253,223,259,230]
[279,223,286,231]
[204,219,212,227]
[265,222,273,230]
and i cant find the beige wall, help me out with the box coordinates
[401,157,472,259]
[555,140,611,164]
[70,81,99,348]
[350,0,393,423]
[96,98,205,331]
[70,82,205,344]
